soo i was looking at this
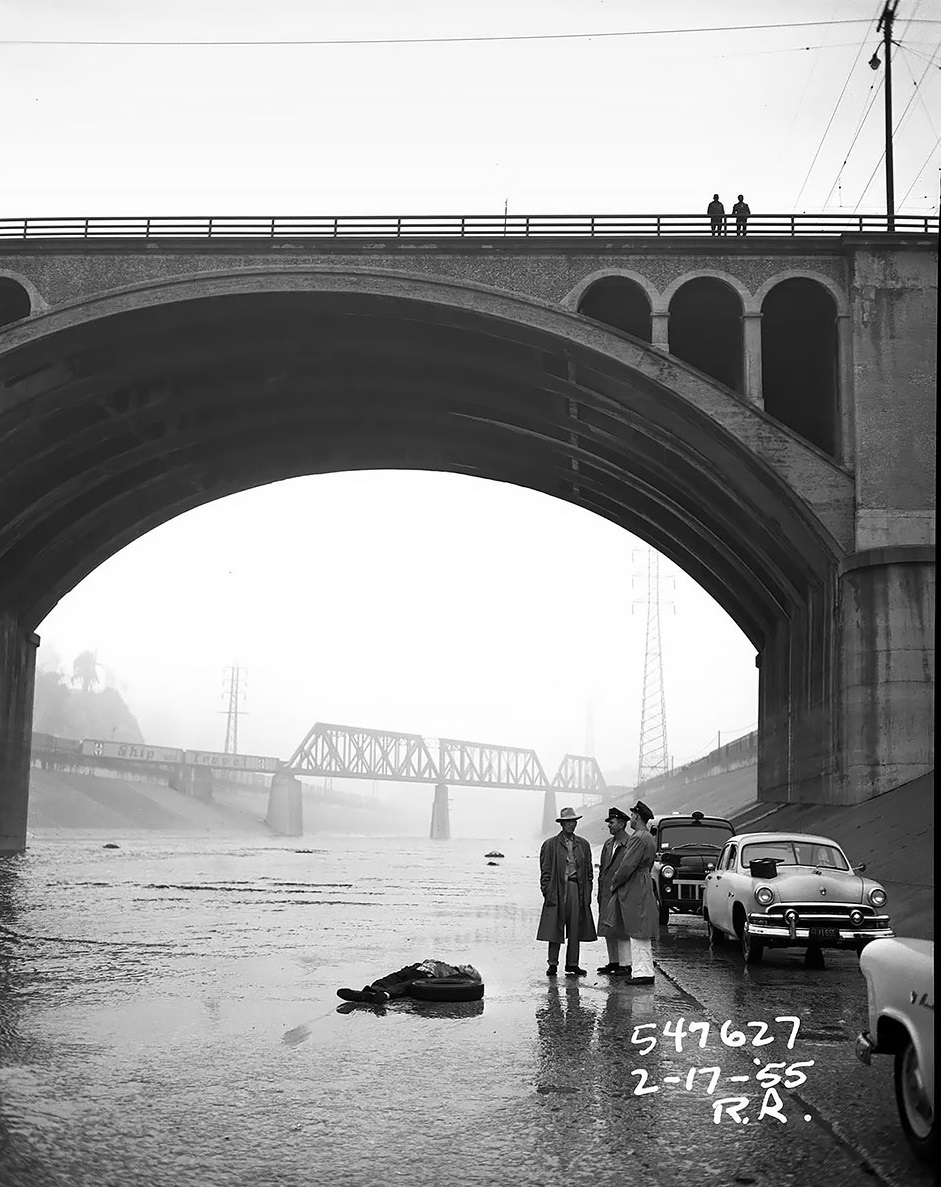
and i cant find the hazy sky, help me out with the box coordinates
[3,2,939,819]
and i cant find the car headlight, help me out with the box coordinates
[868,888,887,908]
[849,909,865,927]
[754,885,775,907]
[661,865,675,879]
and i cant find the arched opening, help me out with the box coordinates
[761,279,839,457]
[0,278,31,327]
[577,276,652,342]
[668,278,743,393]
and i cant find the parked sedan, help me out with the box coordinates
[856,938,934,1164]
[701,831,894,965]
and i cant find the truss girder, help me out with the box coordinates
[551,754,608,793]
[287,722,605,794]
[436,738,550,790]
[288,722,437,783]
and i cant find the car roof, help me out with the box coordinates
[730,832,843,847]
[652,815,733,825]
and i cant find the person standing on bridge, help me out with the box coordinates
[732,195,751,236]
[600,800,658,984]
[537,806,597,977]
[596,806,632,976]
[707,194,726,236]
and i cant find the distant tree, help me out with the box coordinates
[72,650,101,693]
[32,668,71,735]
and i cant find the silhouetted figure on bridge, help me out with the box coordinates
[733,195,751,236]
[708,194,726,236]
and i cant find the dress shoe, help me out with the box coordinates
[596,962,620,974]
[359,987,390,1003]
[630,976,655,985]
[336,987,363,1002]
[546,964,558,977]
[564,965,587,976]
[610,966,632,977]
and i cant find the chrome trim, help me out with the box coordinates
[855,1031,876,1066]
[745,918,895,943]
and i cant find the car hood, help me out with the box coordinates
[763,868,872,903]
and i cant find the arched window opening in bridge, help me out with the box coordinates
[668,279,743,394]
[761,280,839,458]
[0,278,31,327]
[577,277,652,342]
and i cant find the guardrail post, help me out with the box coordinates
[460,217,465,237]
[790,215,795,235]
[83,218,90,238]
[656,216,661,236]
[332,217,339,237]
[270,217,276,237]
[144,217,151,239]
[396,217,402,237]
[207,218,214,238]
[524,216,530,236]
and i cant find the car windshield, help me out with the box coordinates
[740,841,850,871]
[657,824,733,849]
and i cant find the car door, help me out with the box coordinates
[705,842,732,931]
[710,842,738,933]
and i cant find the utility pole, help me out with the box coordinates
[875,1,900,230]
[221,665,245,755]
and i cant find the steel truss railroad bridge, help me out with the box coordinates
[286,722,607,838]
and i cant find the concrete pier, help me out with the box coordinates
[0,611,38,853]
[429,783,450,840]
[266,769,303,836]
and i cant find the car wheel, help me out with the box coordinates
[741,920,764,964]
[804,946,825,969]
[895,1036,936,1163]
[658,902,671,926]
[704,910,726,946]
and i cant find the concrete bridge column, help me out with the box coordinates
[650,311,670,349]
[0,610,38,853]
[541,789,557,836]
[430,783,450,840]
[836,312,855,467]
[266,769,303,836]
[741,312,763,407]
[837,547,935,801]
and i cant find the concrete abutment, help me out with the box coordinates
[0,611,37,853]
[430,784,450,840]
[266,769,303,836]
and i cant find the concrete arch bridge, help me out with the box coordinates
[0,214,935,851]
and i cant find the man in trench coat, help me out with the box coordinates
[537,806,597,977]
[596,806,632,975]
[600,800,658,984]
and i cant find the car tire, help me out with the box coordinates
[895,1036,935,1163]
[658,902,671,926]
[741,921,764,964]
[804,946,825,969]
[704,910,726,946]
[409,976,485,1003]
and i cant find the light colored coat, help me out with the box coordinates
[600,828,658,940]
[536,832,598,943]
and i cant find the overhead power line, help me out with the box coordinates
[3,19,940,49]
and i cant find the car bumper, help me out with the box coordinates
[745,916,895,946]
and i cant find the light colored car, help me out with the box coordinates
[701,831,894,965]
[856,938,934,1164]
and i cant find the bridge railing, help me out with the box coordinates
[0,213,937,240]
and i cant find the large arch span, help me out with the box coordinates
[0,268,868,847]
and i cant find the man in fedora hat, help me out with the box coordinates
[597,806,632,975]
[536,806,597,977]
[600,800,658,984]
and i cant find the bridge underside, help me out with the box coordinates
[1,272,925,850]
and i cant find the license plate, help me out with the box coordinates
[809,927,839,941]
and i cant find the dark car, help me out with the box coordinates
[652,810,735,925]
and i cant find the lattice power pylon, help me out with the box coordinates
[222,665,245,755]
[635,548,671,784]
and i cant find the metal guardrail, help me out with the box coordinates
[0,213,937,240]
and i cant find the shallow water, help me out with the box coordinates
[0,834,926,1187]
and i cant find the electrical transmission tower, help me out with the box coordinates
[633,548,673,785]
[221,665,246,754]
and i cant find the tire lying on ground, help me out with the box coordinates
[409,976,485,1002]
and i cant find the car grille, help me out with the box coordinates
[764,903,890,925]
[677,883,704,902]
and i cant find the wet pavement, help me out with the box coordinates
[0,835,933,1187]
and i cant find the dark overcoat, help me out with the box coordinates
[600,828,658,940]
[536,832,598,943]
[597,833,628,938]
